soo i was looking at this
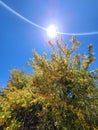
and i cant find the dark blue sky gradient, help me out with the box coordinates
[0,0,98,89]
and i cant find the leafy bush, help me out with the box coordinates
[0,37,98,130]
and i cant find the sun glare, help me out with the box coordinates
[47,25,57,38]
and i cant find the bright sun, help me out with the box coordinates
[47,25,57,38]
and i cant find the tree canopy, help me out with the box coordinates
[0,37,98,130]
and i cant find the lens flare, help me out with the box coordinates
[1,1,98,36]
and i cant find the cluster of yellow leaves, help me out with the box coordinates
[0,36,98,129]
[0,83,45,129]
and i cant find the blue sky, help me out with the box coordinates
[0,0,98,89]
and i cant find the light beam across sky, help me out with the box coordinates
[0,0,98,36]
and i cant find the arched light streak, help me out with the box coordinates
[1,0,98,36]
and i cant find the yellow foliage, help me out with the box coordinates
[0,37,98,129]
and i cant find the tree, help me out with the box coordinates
[0,36,98,130]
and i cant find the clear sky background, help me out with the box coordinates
[0,0,98,89]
